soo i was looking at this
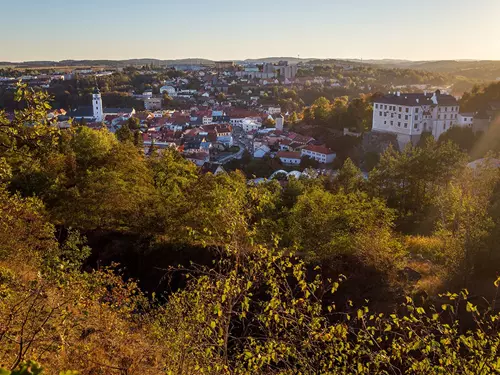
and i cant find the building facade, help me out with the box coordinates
[372,91,461,145]
[93,88,103,122]
[144,97,162,111]
[276,151,301,165]
[301,145,336,164]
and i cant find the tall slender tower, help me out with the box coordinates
[92,86,104,122]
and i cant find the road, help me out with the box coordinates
[216,126,250,164]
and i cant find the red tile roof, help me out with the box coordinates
[276,151,302,159]
[303,145,334,155]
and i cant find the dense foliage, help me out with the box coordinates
[1,85,500,373]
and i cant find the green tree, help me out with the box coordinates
[369,139,467,233]
[332,157,365,193]
[438,126,478,153]
[127,116,140,130]
[263,118,276,128]
[115,124,133,143]
[288,187,396,261]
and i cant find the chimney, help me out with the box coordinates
[396,91,401,97]
[416,98,419,104]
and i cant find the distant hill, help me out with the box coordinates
[3,58,500,81]
[356,60,500,81]
[1,57,314,69]
[238,57,314,64]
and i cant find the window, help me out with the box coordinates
[391,113,394,118]
[405,115,408,120]
[415,115,418,121]
[438,115,441,120]
[385,105,388,110]
[404,123,408,128]
[398,122,401,127]
[399,107,402,112]
[384,121,387,124]
[375,104,378,109]
[390,121,393,126]
[379,111,382,116]
[405,108,409,113]
[414,123,418,129]
[415,108,419,113]
[398,114,401,119]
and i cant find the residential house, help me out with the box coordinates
[276,151,302,165]
[253,144,271,158]
[144,97,162,111]
[185,152,210,166]
[160,85,177,97]
[457,112,474,127]
[201,162,225,175]
[301,145,336,164]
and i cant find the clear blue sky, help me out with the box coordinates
[1,0,499,62]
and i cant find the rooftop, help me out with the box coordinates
[374,91,458,107]
[276,151,302,159]
[303,145,335,155]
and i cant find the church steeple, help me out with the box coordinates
[92,86,103,122]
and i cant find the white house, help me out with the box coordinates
[457,112,474,127]
[264,106,282,115]
[160,85,177,97]
[372,90,461,146]
[276,151,301,165]
[241,118,262,132]
[253,144,270,158]
[301,145,336,164]
[202,116,213,125]
[185,152,210,166]
[144,97,162,111]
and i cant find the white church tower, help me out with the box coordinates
[92,87,104,122]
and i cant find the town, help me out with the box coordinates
[4,0,500,372]
[1,58,496,181]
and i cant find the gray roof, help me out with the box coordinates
[69,106,94,118]
[103,108,133,114]
[374,92,458,107]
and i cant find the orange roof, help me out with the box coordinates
[303,145,334,155]
[276,151,302,159]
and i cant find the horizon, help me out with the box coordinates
[1,0,499,62]
[2,56,500,65]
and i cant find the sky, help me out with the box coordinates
[1,0,500,62]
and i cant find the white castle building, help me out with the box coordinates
[372,90,461,148]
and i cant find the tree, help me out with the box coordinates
[263,118,276,128]
[133,130,144,148]
[311,96,331,125]
[289,111,299,124]
[300,156,319,169]
[434,162,499,287]
[116,124,134,143]
[288,187,396,261]
[127,116,140,130]
[369,139,467,233]
[216,93,227,102]
[332,157,365,193]
[438,126,478,153]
